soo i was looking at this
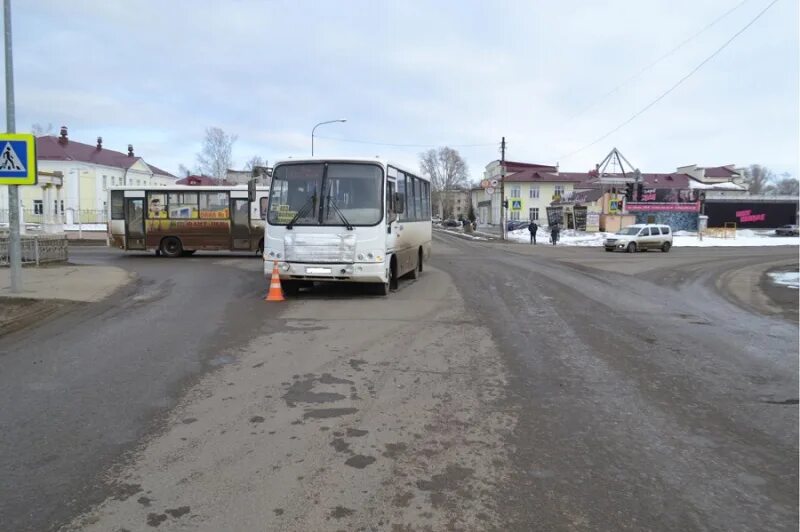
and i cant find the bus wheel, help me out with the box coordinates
[389,257,399,291]
[160,237,183,258]
[407,249,422,280]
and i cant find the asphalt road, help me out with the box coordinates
[0,239,797,531]
[0,248,273,532]
[434,233,798,531]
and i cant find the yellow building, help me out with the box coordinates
[482,161,584,224]
[0,127,176,226]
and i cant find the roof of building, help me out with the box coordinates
[36,134,175,177]
[505,160,559,173]
[702,165,740,178]
[504,170,588,183]
[639,173,693,189]
[175,175,233,186]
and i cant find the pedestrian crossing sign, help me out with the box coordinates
[0,133,37,185]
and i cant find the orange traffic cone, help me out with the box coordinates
[265,261,285,301]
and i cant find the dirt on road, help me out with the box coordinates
[65,266,516,532]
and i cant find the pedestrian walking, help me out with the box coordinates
[528,220,538,244]
[551,223,560,245]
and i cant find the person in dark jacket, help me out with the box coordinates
[551,223,560,245]
[528,221,538,244]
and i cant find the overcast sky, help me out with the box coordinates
[8,0,799,179]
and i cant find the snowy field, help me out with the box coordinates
[508,228,800,247]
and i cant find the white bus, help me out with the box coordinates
[263,158,432,295]
[108,185,270,256]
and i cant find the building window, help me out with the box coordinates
[510,211,520,221]
[530,187,539,199]
[529,207,539,221]
[33,200,43,214]
[554,185,565,196]
[102,175,107,190]
[511,186,521,198]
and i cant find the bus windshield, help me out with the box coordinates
[268,163,383,226]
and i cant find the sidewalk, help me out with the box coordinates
[0,264,133,302]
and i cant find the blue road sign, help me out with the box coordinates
[0,133,37,185]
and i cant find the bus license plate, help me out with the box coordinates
[306,267,332,274]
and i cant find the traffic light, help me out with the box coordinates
[624,183,633,201]
[502,199,509,209]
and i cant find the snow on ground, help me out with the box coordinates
[508,228,800,247]
[768,272,799,289]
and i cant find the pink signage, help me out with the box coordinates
[735,209,766,223]
[626,202,700,213]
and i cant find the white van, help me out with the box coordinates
[604,224,673,253]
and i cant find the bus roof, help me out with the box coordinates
[273,157,426,181]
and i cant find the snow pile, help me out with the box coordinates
[508,228,609,246]
[768,272,799,289]
[508,228,800,247]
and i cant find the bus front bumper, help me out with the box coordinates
[263,261,387,284]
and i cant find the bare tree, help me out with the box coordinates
[419,147,469,219]
[244,155,265,171]
[196,127,238,180]
[31,122,54,136]
[177,164,191,177]
[773,176,799,196]
[742,164,775,195]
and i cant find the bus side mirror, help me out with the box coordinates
[394,192,405,214]
[247,178,256,202]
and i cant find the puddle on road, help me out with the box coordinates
[282,373,352,406]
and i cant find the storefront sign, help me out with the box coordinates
[573,206,587,231]
[586,212,600,232]
[735,209,766,223]
[626,202,700,213]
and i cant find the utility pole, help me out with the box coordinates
[4,0,20,292]
[500,137,506,241]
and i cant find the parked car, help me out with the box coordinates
[432,216,442,224]
[775,224,799,236]
[506,220,528,231]
[604,224,673,252]
[442,219,460,227]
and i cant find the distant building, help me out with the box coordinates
[433,188,470,219]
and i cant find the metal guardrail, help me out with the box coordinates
[0,234,69,266]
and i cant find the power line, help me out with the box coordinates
[561,0,750,126]
[312,134,496,149]
[558,0,781,162]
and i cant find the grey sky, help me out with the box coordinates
[8,0,799,179]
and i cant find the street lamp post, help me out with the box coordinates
[311,119,346,156]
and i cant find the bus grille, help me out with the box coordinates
[284,233,356,263]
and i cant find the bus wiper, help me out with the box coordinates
[286,192,317,229]
[326,194,353,230]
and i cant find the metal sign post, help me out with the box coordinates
[3,0,22,292]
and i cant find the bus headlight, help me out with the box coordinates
[366,252,374,260]
[281,263,290,271]
[357,253,365,261]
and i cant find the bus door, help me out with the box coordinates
[125,198,146,250]
[230,198,251,250]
